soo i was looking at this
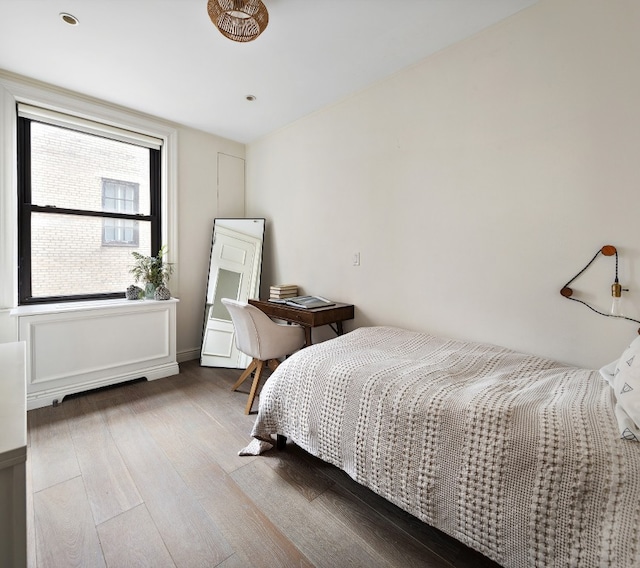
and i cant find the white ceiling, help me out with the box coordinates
[0,0,537,143]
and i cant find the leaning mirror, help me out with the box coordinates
[200,218,265,368]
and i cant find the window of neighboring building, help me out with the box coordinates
[102,179,140,246]
[17,104,162,304]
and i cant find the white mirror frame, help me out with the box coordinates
[200,218,265,368]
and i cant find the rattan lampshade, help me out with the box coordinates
[207,0,269,43]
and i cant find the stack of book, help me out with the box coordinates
[269,284,298,299]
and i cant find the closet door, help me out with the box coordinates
[217,153,245,217]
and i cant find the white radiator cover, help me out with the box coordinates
[11,298,179,410]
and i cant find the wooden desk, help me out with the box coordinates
[248,299,354,345]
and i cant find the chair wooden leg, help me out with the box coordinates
[245,359,265,415]
[231,359,258,392]
[267,359,280,372]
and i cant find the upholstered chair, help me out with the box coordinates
[221,298,306,414]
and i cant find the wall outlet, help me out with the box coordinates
[352,252,360,266]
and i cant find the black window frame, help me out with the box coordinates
[17,114,161,305]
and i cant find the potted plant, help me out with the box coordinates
[129,245,174,300]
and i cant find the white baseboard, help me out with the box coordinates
[177,348,200,363]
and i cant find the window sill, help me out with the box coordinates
[10,297,179,317]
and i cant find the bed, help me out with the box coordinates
[244,326,640,568]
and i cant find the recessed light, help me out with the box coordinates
[245,95,256,102]
[60,13,79,26]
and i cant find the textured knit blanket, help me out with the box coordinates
[249,326,640,568]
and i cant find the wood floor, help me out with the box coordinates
[26,360,501,568]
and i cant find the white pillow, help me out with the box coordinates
[611,335,640,442]
[599,359,616,384]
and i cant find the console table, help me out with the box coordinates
[248,299,354,345]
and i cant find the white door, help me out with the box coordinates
[200,226,262,368]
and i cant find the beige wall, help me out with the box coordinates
[246,0,640,369]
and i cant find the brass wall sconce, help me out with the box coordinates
[560,245,640,333]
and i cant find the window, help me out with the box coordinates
[102,179,140,246]
[17,104,162,304]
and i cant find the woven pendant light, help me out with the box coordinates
[207,0,269,43]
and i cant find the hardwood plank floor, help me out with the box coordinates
[26,360,501,568]
[97,504,175,568]
[61,396,143,525]
[33,476,105,568]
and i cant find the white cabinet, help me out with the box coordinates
[0,341,26,567]
[11,299,179,410]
